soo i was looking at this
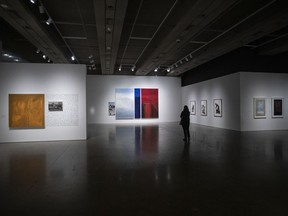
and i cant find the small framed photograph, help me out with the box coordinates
[48,101,63,111]
[108,102,115,116]
[200,100,207,116]
[213,99,222,117]
[272,98,283,118]
[190,100,196,115]
[253,97,266,119]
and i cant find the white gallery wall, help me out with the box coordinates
[0,63,87,143]
[182,73,241,131]
[240,72,288,131]
[87,75,182,123]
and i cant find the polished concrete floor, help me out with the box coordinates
[1,123,288,216]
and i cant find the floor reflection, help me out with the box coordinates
[10,154,46,191]
[1,124,288,216]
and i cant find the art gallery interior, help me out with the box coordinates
[1,0,288,215]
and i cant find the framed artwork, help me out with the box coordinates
[190,100,196,115]
[9,94,45,128]
[271,98,283,118]
[200,100,207,116]
[141,89,158,118]
[108,102,115,116]
[213,99,222,117]
[48,101,63,111]
[115,88,134,119]
[253,97,266,119]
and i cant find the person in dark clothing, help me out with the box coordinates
[180,105,190,142]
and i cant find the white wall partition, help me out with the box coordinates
[87,75,182,123]
[240,72,288,131]
[182,73,241,131]
[0,63,87,143]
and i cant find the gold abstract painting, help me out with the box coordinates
[9,94,45,128]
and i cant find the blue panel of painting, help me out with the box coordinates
[115,88,134,119]
[134,88,140,119]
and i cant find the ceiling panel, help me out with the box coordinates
[0,0,287,79]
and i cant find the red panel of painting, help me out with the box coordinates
[141,89,158,118]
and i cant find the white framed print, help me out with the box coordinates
[271,98,283,118]
[213,99,222,117]
[253,97,266,119]
[190,100,196,115]
[200,100,207,116]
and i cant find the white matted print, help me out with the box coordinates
[213,99,222,117]
[200,100,207,116]
[190,100,196,115]
[253,97,266,119]
[271,98,283,118]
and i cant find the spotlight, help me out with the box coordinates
[71,56,75,61]
[167,67,171,72]
[46,17,52,25]
[119,65,121,71]
[30,0,36,4]
[185,57,188,61]
[131,65,136,72]
[154,67,158,72]
[89,54,93,59]
[90,59,94,63]
[43,55,46,59]
[47,59,50,63]
[36,49,40,53]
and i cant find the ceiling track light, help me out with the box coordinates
[167,67,171,72]
[46,17,52,25]
[30,0,36,4]
[131,65,136,72]
[39,6,44,14]
[154,67,158,72]
[36,49,40,53]
[71,56,75,61]
[43,54,46,59]
[119,65,122,71]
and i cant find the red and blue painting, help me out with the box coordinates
[116,88,158,119]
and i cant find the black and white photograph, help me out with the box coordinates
[213,99,222,117]
[108,102,115,116]
[190,100,196,115]
[200,100,207,116]
[48,101,63,111]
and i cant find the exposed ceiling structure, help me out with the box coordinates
[1,0,288,78]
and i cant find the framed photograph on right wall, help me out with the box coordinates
[253,97,266,119]
[272,98,283,118]
[200,100,207,116]
[213,99,222,117]
[190,100,196,115]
